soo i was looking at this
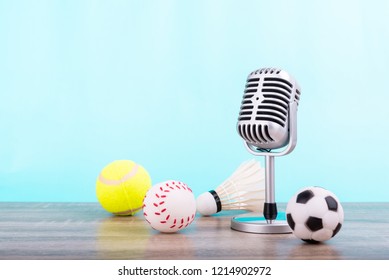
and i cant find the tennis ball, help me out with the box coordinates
[96,160,152,216]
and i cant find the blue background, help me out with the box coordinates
[1,0,388,203]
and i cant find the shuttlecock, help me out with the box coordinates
[196,159,265,216]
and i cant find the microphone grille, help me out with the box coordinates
[237,68,301,149]
[251,67,301,103]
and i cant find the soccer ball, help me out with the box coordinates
[286,186,344,243]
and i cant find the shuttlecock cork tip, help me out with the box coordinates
[196,191,220,216]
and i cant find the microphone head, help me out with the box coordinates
[237,67,301,150]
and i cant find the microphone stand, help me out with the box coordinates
[264,155,277,224]
[231,101,298,234]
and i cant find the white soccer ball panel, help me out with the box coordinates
[286,194,297,212]
[310,186,330,198]
[338,203,344,222]
[293,224,312,240]
[305,196,329,218]
[286,202,310,224]
[322,211,341,230]
[311,228,333,242]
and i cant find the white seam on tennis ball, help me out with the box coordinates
[98,164,139,186]
[99,163,142,215]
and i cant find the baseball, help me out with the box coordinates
[142,180,196,233]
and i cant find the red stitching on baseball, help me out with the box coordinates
[144,181,196,231]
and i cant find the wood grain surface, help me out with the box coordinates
[0,202,388,260]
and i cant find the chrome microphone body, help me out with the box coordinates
[237,67,301,224]
[237,68,301,151]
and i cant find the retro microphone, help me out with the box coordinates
[231,67,301,234]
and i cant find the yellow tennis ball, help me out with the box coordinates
[96,160,152,216]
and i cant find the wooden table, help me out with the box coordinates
[0,202,388,260]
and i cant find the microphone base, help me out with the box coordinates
[231,212,292,234]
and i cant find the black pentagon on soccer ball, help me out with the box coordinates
[286,213,295,230]
[296,190,314,204]
[306,216,323,231]
[332,223,342,237]
[325,196,338,211]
